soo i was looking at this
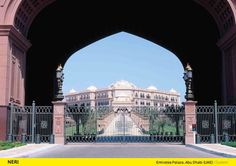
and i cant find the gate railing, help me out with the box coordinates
[64,105,185,144]
[196,101,236,143]
[7,101,54,144]
[64,105,97,143]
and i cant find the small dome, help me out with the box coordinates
[110,80,136,89]
[170,88,177,93]
[147,85,157,91]
[87,86,97,91]
[69,89,76,93]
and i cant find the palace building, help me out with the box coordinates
[65,80,180,108]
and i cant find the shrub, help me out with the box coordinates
[221,141,236,148]
[0,141,26,150]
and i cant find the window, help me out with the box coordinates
[166,96,169,101]
[140,93,145,98]
[154,95,158,99]
[140,101,145,105]
[154,102,159,106]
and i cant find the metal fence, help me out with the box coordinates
[196,101,236,143]
[7,100,236,145]
[65,105,97,143]
[64,105,184,144]
[7,102,53,143]
[148,106,185,143]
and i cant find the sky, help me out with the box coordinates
[62,32,185,102]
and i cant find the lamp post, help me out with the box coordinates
[183,63,194,101]
[55,64,64,101]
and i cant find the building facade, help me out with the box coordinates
[65,80,180,109]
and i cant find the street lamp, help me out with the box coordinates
[183,63,194,101]
[55,64,64,101]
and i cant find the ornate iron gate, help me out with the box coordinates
[196,101,236,143]
[65,105,97,143]
[64,105,184,143]
[7,102,53,143]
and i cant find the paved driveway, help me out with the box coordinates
[27,144,222,158]
[101,113,143,136]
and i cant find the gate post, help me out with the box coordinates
[7,103,13,142]
[31,101,35,143]
[52,101,66,144]
[184,101,197,144]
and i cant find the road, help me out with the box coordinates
[101,113,143,136]
[27,144,222,158]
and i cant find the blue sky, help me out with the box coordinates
[63,32,185,102]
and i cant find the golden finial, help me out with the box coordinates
[57,64,63,71]
[186,63,192,71]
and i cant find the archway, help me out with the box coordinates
[24,0,222,105]
[0,0,236,106]
[62,32,185,103]
[1,0,236,140]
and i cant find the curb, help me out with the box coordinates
[186,144,236,158]
[0,144,30,153]
[1,144,60,158]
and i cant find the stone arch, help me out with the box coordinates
[13,0,55,36]
[1,0,55,35]
[194,0,236,35]
[1,0,236,37]
[1,0,234,106]
[1,0,236,141]
[24,1,222,105]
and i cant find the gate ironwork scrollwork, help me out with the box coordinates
[64,105,184,144]
[7,102,53,143]
[196,101,236,143]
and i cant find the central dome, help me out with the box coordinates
[87,86,97,91]
[69,89,77,93]
[147,85,158,91]
[109,80,137,89]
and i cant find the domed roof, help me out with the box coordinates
[87,86,97,91]
[110,80,137,89]
[69,89,77,93]
[170,88,177,93]
[147,85,157,91]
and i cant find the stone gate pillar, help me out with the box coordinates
[52,101,66,144]
[184,101,197,144]
[0,25,30,140]
[0,27,11,140]
[0,106,8,140]
[217,25,236,104]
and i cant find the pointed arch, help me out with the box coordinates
[1,0,236,37]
